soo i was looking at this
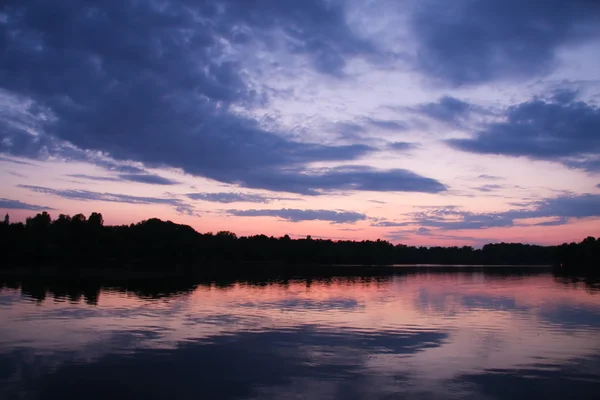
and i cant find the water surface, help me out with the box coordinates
[1,268,599,399]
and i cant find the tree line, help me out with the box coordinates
[0,212,597,271]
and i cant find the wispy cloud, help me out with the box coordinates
[18,185,195,215]
[0,156,37,166]
[0,198,53,211]
[66,174,121,182]
[476,174,504,181]
[117,174,179,185]
[474,184,505,193]
[187,192,299,204]
[388,142,419,152]
[400,194,600,230]
[227,209,367,224]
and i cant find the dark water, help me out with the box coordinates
[1,268,600,399]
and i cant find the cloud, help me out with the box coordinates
[17,185,195,215]
[416,227,432,236]
[187,192,298,204]
[66,174,121,182]
[117,174,179,186]
[406,193,600,230]
[474,184,504,193]
[227,208,367,224]
[0,198,53,211]
[0,156,36,166]
[414,96,474,125]
[448,92,600,171]
[363,118,410,131]
[597,184,600,189]
[410,0,600,85]
[388,142,419,152]
[476,174,504,181]
[0,1,442,196]
[7,171,27,178]
[229,166,447,195]
[67,172,179,185]
[372,221,412,227]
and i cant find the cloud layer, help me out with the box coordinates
[0,0,449,195]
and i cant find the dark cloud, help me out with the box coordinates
[228,166,446,195]
[410,0,600,85]
[597,184,600,189]
[448,92,600,171]
[364,118,410,131]
[530,217,569,227]
[66,174,121,182]
[414,96,474,125]
[388,142,418,151]
[117,174,179,186]
[67,172,179,185]
[187,192,298,204]
[0,1,438,196]
[17,185,194,215]
[0,198,53,211]
[227,208,367,224]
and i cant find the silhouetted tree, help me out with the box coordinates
[0,211,597,274]
[88,212,104,226]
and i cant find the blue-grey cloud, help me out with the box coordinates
[66,174,121,182]
[227,208,367,224]
[364,118,410,131]
[0,198,53,211]
[448,92,600,171]
[416,227,432,236]
[414,96,474,125]
[117,174,179,186]
[17,185,194,215]
[596,184,600,189]
[477,174,504,181]
[474,184,504,193]
[187,192,298,204]
[231,166,447,195]
[67,172,179,185]
[0,1,436,196]
[388,142,418,152]
[0,0,426,195]
[372,221,412,228]
[410,0,600,85]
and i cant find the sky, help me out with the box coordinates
[1,0,599,246]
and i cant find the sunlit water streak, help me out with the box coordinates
[0,268,599,399]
